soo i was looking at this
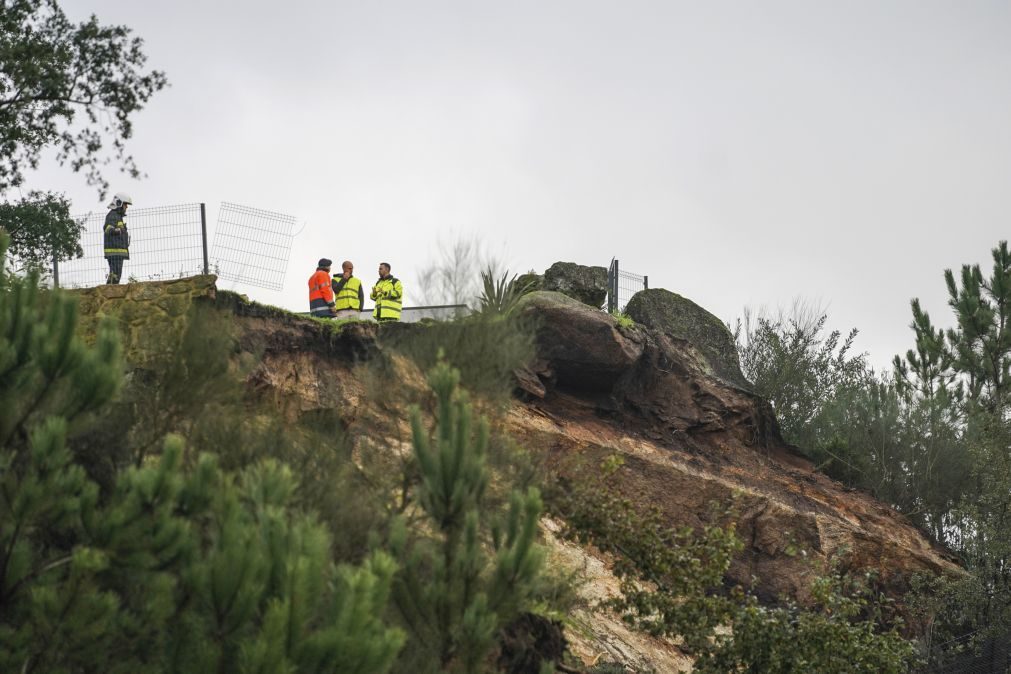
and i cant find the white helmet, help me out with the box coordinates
[110,192,133,209]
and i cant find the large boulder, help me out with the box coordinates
[517,291,643,392]
[542,262,608,309]
[625,288,750,390]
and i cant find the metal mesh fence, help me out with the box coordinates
[211,202,295,291]
[926,633,1011,673]
[57,204,206,288]
[607,258,648,313]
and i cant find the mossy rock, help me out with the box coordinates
[542,262,607,309]
[625,288,750,390]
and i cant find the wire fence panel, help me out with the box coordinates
[58,204,206,288]
[607,258,648,313]
[928,634,1011,673]
[211,202,295,291]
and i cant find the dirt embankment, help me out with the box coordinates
[73,279,961,671]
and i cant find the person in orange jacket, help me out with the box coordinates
[308,258,337,317]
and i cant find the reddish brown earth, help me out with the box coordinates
[75,279,961,671]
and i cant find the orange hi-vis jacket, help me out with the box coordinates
[308,268,335,315]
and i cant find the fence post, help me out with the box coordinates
[200,203,209,275]
[612,258,619,312]
[643,275,648,290]
[52,254,59,288]
[606,259,615,313]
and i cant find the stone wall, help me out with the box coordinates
[71,275,217,365]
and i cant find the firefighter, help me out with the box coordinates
[104,192,132,284]
[331,260,364,319]
[308,258,337,317]
[370,262,403,322]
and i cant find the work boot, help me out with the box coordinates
[106,273,119,285]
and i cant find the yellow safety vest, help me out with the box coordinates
[371,276,403,321]
[333,276,363,311]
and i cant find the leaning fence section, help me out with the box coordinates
[606,258,648,313]
[210,202,295,292]
[56,203,207,288]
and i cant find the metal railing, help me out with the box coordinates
[300,304,469,324]
[606,258,648,313]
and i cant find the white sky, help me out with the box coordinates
[27,0,1011,371]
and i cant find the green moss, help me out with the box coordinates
[610,311,636,329]
[215,289,295,321]
[542,262,608,309]
[625,288,750,389]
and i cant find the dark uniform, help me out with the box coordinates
[103,207,130,284]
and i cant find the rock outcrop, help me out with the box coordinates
[517,291,644,393]
[542,261,608,309]
[70,276,961,671]
[507,288,958,606]
[625,288,750,390]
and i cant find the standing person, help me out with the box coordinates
[331,260,364,319]
[371,262,403,322]
[103,192,132,284]
[308,258,337,317]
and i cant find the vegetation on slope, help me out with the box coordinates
[736,240,1011,668]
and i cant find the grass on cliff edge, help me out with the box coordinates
[378,311,538,404]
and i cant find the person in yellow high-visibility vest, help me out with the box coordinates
[370,262,403,322]
[331,260,364,319]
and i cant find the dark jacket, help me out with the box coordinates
[103,208,130,259]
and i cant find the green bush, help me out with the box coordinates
[548,457,917,672]
[381,312,536,402]
[388,361,547,673]
[610,311,635,329]
[0,233,405,672]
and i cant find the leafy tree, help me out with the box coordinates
[416,233,509,309]
[0,232,405,672]
[389,361,546,673]
[0,0,168,195]
[735,303,869,450]
[944,413,1011,649]
[696,570,917,674]
[1,0,168,272]
[0,190,83,270]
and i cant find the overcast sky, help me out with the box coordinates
[29,0,1011,370]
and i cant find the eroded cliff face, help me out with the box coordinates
[72,278,960,671]
[514,291,957,593]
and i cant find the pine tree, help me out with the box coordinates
[944,240,1011,413]
[0,233,405,672]
[897,240,1011,415]
[896,241,1011,663]
[390,361,545,673]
